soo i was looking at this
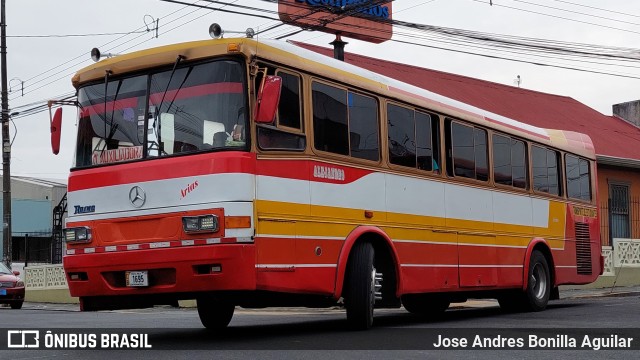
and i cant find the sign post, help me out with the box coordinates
[278,0,393,60]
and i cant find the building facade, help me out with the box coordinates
[0,176,67,264]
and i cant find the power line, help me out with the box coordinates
[10,0,238,118]
[548,0,640,19]
[509,0,640,27]
[7,30,150,38]
[470,0,640,36]
[10,1,207,102]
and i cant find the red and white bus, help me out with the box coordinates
[53,36,602,330]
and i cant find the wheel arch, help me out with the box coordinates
[523,238,556,291]
[333,226,402,299]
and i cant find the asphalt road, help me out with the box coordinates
[1,293,639,359]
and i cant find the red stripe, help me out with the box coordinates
[485,117,550,140]
[80,83,243,118]
[388,86,549,140]
[256,159,373,184]
[148,82,243,104]
[68,151,256,191]
[81,98,138,118]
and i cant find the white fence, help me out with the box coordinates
[24,264,68,289]
[612,238,640,268]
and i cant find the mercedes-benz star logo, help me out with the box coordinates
[128,186,146,208]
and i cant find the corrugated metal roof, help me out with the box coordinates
[293,42,640,161]
[11,176,67,188]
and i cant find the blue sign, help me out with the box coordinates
[296,0,390,20]
[74,205,96,214]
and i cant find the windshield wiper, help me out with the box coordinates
[149,55,185,156]
[92,70,123,153]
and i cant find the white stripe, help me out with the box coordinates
[206,238,221,244]
[256,234,345,241]
[393,239,526,249]
[84,248,95,254]
[67,249,76,255]
[265,39,548,137]
[393,239,563,250]
[105,246,117,252]
[459,265,522,268]
[150,242,170,249]
[401,264,522,268]
[556,265,578,268]
[68,174,254,222]
[236,237,253,243]
[256,264,337,268]
[181,240,195,246]
[127,244,140,250]
[401,264,457,268]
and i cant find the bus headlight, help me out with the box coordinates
[182,215,219,233]
[64,227,92,243]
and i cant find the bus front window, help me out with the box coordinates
[148,60,247,157]
[74,59,248,167]
[75,75,147,167]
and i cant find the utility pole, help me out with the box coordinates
[1,0,11,268]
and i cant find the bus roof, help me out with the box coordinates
[73,38,595,159]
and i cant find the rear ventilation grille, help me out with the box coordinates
[575,222,592,275]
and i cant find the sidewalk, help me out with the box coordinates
[9,284,640,313]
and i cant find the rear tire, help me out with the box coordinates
[197,295,235,331]
[344,242,375,330]
[524,250,551,311]
[10,301,23,310]
[499,250,551,312]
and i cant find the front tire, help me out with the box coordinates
[197,295,235,331]
[10,301,23,310]
[344,242,375,330]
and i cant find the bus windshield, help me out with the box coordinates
[74,59,248,167]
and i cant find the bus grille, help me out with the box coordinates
[575,222,592,275]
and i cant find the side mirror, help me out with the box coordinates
[13,270,20,276]
[255,75,282,124]
[50,107,63,155]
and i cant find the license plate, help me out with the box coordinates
[125,271,148,287]
[0,289,6,296]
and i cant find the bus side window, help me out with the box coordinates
[446,119,488,181]
[257,67,306,151]
[277,71,302,130]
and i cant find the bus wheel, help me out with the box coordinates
[500,250,551,312]
[344,242,375,330]
[197,296,235,330]
[402,294,450,316]
[524,250,551,311]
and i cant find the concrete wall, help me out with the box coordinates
[613,100,640,128]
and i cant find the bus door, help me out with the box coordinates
[458,233,498,287]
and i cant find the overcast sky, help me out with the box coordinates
[4,0,640,180]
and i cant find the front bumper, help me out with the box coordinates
[63,244,256,297]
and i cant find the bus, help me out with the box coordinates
[52,35,602,330]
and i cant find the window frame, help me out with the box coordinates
[446,118,489,183]
[530,144,563,198]
[565,153,593,203]
[491,132,529,191]
[309,78,381,164]
[386,100,441,175]
[274,69,304,134]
